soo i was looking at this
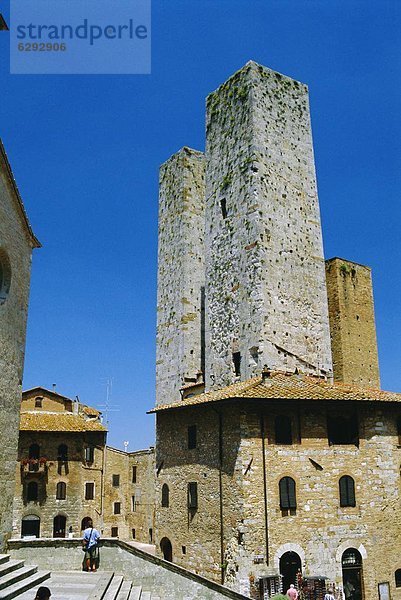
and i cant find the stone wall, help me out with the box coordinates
[325,257,380,388]
[155,399,401,599]
[204,62,332,390]
[156,147,206,406]
[0,145,38,550]
[8,538,250,600]
[103,446,155,544]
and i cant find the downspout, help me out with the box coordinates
[213,408,225,584]
[260,413,269,565]
[100,438,106,533]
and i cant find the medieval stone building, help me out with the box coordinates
[153,62,400,599]
[12,387,155,545]
[0,141,40,550]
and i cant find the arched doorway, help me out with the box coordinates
[342,548,364,600]
[280,551,301,593]
[53,514,67,538]
[21,514,40,538]
[81,516,92,531]
[160,537,172,562]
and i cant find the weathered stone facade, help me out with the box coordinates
[325,258,380,388]
[103,446,155,543]
[154,372,401,599]
[0,141,40,550]
[205,62,333,390]
[12,388,107,539]
[156,147,206,406]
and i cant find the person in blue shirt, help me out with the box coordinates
[82,518,101,572]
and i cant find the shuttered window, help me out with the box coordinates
[279,477,296,509]
[56,481,66,500]
[161,484,169,507]
[339,476,356,507]
[187,482,198,509]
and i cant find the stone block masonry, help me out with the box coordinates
[325,257,380,388]
[204,61,333,390]
[156,147,206,406]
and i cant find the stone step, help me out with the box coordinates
[0,566,38,591]
[0,561,25,579]
[0,571,50,600]
[0,559,9,567]
[102,575,123,600]
[139,593,151,600]
[116,581,131,600]
[128,586,141,600]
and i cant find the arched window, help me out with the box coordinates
[161,484,169,508]
[29,444,40,459]
[279,477,296,510]
[339,475,356,507]
[56,482,66,500]
[395,569,401,588]
[58,444,68,461]
[275,415,292,444]
[27,481,38,502]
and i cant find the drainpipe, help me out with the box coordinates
[213,408,225,584]
[260,412,269,565]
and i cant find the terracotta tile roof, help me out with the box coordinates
[149,371,401,413]
[20,412,107,432]
[81,405,101,417]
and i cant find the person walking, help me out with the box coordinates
[82,518,101,572]
[34,587,51,600]
[286,583,298,599]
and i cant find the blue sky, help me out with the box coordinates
[1,0,400,450]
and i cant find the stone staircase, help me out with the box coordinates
[0,554,50,600]
[100,574,160,600]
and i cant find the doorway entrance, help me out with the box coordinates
[280,551,301,593]
[21,515,40,538]
[160,537,172,562]
[53,514,66,538]
[342,548,364,600]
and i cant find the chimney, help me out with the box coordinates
[262,365,270,382]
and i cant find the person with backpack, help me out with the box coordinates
[82,518,101,572]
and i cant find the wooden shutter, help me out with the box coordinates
[340,476,355,507]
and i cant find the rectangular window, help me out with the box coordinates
[112,474,120,487]
[132,466,137,483]
[85,482,94,500]
[188,425,197,449]
[327,414,359,446]
[232,352,241,377]
[132,495,136,511]
[132,528,136,539]
[111,527,118,537]
[114,502,121,515]
[149,528,153,543]
[85,446,94,463]
[187,482,198,509]
[35,397,43,408]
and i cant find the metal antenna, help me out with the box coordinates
[98,377,120,428]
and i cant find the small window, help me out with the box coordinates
[220,198,227,219]
[182,546,186,555]
[188,425,197,450]
[56,481,66,500]
[85,482,94,500]
[131,495,136,511]
[35,397,43,408]
[275,415,292,444]
[232,352,241,377]
[132,466,137,483]
[114,502,121,515]
[85,446,94,463]
[395,569,401,588]
[27,481,38,502]
[328,414,359,445]
[132,528,136,539]
[111,527,118,537]
[149,528,153,543]
[57,444,68,461]
[162,484,169,508]
[279,477,296,510]
[339,475,356,507]
[188,482,198,509]
[112,474,120,487]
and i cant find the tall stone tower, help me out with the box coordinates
[204,61,333,389]
[0,140,40,549]
[156,147,205,406]
[325,257,380,388]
